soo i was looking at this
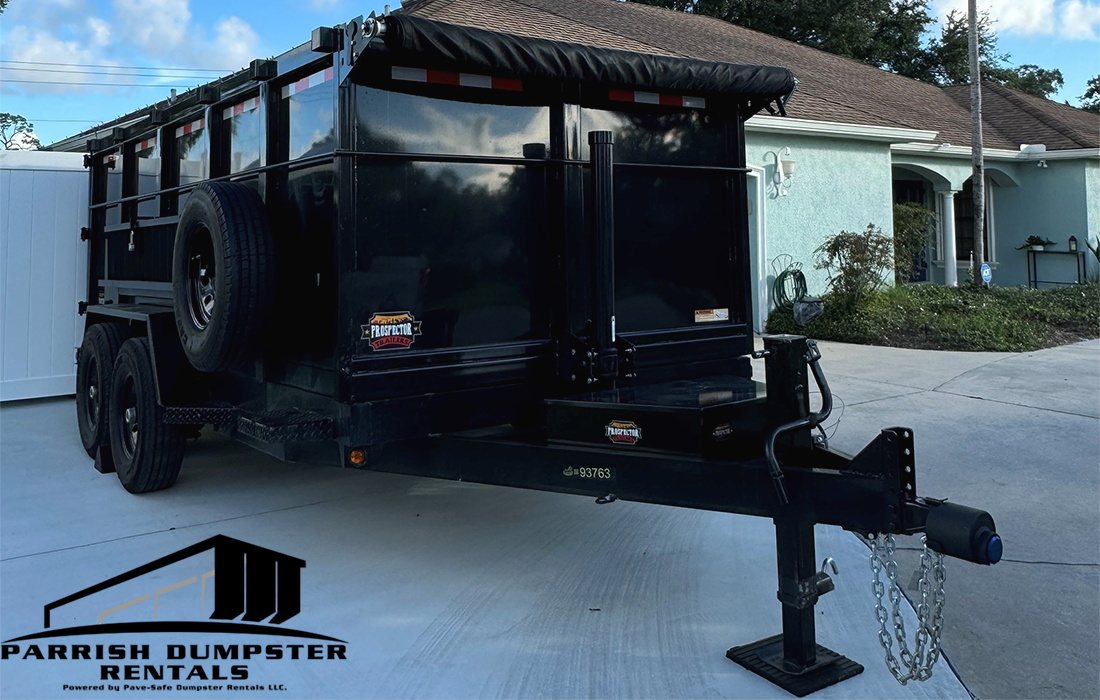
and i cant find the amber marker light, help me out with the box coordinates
[349,448,367,466]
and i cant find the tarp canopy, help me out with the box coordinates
[373,14,795,108]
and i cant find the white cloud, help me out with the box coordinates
[933,0,1100,39]
[212,16,261,71]
[3,0,88,25]
[1060,0,1100,39]
[111,0,193,56]
[106,0,259,69]
[1,24,124,94]
[998,0,1057,33]
[934,0,1054,34]
[1,0,262,96]
[10,130,41,150]
[87,17,113,47]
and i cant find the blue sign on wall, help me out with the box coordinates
[980,263,992,284]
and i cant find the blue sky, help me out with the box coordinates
[1,0,1098,147]
[0,0,386,145]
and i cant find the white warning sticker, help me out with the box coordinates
[695,308,729,323]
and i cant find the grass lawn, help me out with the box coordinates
[766,283,1100,352]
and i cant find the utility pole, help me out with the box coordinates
[968,0,985,285]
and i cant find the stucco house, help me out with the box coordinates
[49,0,1100,332]
[400,0,1100,330]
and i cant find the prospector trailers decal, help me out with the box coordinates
[605,420,642,446]
[363,312,422,351]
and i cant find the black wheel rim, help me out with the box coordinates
[84,356,100,430]
[186,226,216,330]
[120,375,139,460]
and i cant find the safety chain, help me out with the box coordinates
[868,533,947,684]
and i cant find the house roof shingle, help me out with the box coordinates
[404,0,1100,151]
[943,82,1099,150]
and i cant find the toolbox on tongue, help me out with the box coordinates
[546,375,767,459]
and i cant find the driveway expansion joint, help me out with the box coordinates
[928,389,1100,420]
[930,353,1020,393]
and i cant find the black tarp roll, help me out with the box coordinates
[378,14,794,106]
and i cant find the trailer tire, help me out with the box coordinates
[173,181,274,373]
[108,338,185,493]
[76,322,131,458]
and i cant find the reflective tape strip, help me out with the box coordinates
[492,77,522,91]
[281,67,335,98]
[609,89,705,109]
[223,96,261,120]
[459,73,491,89]
[175,118,205,138]
[392,66,427,82]
[391,66,521,91]
[138,137,157,152]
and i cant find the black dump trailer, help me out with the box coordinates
[72,13,1001,696]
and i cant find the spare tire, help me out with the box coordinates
[172,181,274,372]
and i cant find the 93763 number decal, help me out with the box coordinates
[562,466,615,480]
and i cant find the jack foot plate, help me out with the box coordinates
[727,634,863,697]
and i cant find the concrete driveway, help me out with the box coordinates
[1,339,1096,699]
[773,339,1100,700]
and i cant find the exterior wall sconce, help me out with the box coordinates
[771,146,795,196]
[1069,236,1077,252]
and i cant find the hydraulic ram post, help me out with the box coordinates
[588,130,618,381]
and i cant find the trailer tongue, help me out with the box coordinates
[72,11,1000,696]
[370,333,1000,696]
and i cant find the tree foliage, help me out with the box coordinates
[633,0,933,76]
[1080,76,1100,114]
[630,1,1066,98]
[1001,65,1065,100]
[0,114,42,151]
[924,10,1063,96]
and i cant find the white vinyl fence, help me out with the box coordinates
[1,151,89,401]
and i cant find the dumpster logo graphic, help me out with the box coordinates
[1,535,345,687]
[363,312,422,351]
[605,420,642,445]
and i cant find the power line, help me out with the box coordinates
[0,59,232,73]
[1,79,196,88]
[22,119,114,123]
[1,66,223,80]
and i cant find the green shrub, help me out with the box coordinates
[814,224,893,303]
[892,203,934,284]
[766,284,1100,352]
